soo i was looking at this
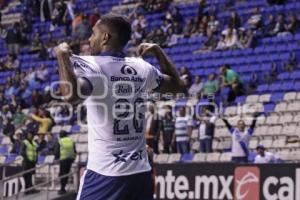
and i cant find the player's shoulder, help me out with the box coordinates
[70,55,99,72]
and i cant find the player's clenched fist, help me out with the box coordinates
[136,43,160,57]
[54,42,72,56]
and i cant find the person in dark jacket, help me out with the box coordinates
[159,105,175,153]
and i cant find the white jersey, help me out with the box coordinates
[254,152,276,164]
[70,54,163,176]
[230,128,253,157]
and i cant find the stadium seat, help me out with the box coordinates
[156,154,169,163]
[246,95,259,103]
[287,101,300,112]
[272,139,286,149]
[259,94,271,103]
[44,155,55,164]
[249,139,258,149]
[206,152,220,162]
[0,155,6,164]
[78,134,88,143]
[168,153,181,163]
[0,145,8,155]
[51,125,62,134]
[281,123,297,136]
[1,137,11,145]
[76,143,88,153]
[14,156,23,165]
[267,125,283,136]
[193,153,206,162]
[265,114,279,125]
[191,141,200,152]
[279,114,293,124]
[181,153,193,162]
[259,139,273,149]
[219,153,232,162]
[283,92,297,101]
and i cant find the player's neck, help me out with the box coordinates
[101,46,124,56]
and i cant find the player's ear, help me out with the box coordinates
[102,32,110,45]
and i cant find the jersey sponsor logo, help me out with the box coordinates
[113,149,143,163]
[73,60,90,70]
[110,76,145,82]
[121,65,137,75]
[234,166,260,200]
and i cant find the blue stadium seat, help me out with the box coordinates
[71,125,81,133]
[270,92,284,102]
[38,155,46,165]
[0,145,8,155]
[5,154,17,164]
[181,153,193,162]
[264,103,275,113]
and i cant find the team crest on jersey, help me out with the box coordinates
[121,65,137,75]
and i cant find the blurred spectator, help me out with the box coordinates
[215,35,227,51]
[263,14,276,36]
[183,18,196,38]
[89,7,100,27]
[267,0,286,5]
[132,13,148,29]
[79,43,91,56]
[166,7,182,24]
[159,105,175,153]
[196,0,207,22]
[202,73,219,98]
[194,16,208,36]
[265,62,278,84]
[30,109,53,135]
[222,112,259,163]
[173,21,183,35]
[238,29,256,49]
[31,90,44,107]
[11,131,22,155]
[151,29,167,47]
[174,107,192,154]
[131,24,146,46]
[194,30,217,53]
[188,75,203,97]
[30,33,42,52]
[179,66,192,89]
[2,118,15,137]
[36,64,49,82]
[228,11,241,29]
[254,145,277,163]
[285,14,300,35]
[38,43,49,60]
[5,23,22,55]
[270,13,286,36]
[73,15,92,39]
[51,1,67,28]
[4,54,20,70]
[24,118,39,136]
[219,65,244,102]
[72,12,83,33]
[207,14,219,33]
[223,27,239,49]
[196,107,216,153]
[35,133,47,153]
[246,7,262,30]
[13,105,26,128]
[41,133,59,156]
[145,104,160,154]
[165,27,179,47]
[248,72,258,93]
[284,52,298,72]
[162,19,172,33]
[64,0,76,21]
[40,0,52,21]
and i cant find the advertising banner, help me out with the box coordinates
[155,163,300,200]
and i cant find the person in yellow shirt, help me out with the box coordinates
[30,110,53,135]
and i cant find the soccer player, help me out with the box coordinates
[55,14,184,200]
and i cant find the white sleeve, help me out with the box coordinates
[145,64,164,92]
[70,55,105,97]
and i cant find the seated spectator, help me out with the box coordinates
[31,89,44,107]
[72,12,83,33]
[51,1,67,28]
[215,35,227,51]
[165,27,178,47]
[5,23,22,55]
[170,7,183,24]
[4,54,19,70]
[2,118,15,137]
[207,14,219,33]
[132,13,148,29]
[219,65,244,102]
[284,52,298,72]
[202,73,219,98]
[36,64,49,82]
[172,21,183,35]
[270,13,286,36]
[229,11,241,30]
[73,15,92,39]
[248,72,258,93]
[265,62,278,84]
[89,7,100,27]
[188,75,203,97]
[285,14,300,35]
[246,7,262,30]
[194,29,217,53]
[263,14,276,36]
[151,28,167,47]
[131,24,146,46]
[254,145,277,163]
[161,19,172,33]
[238,29,256,49]
[193,16,208,36]
[183,18,196,38]
[179,66,192,87]
[173,107,193,154]
[223,27,239,49]
[64,0,76,21]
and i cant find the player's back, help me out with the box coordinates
[70,54,162,176]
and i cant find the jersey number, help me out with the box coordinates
[113,98,145,135]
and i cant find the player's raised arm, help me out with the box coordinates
[55,43,93,104]
[137,43,185,94]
